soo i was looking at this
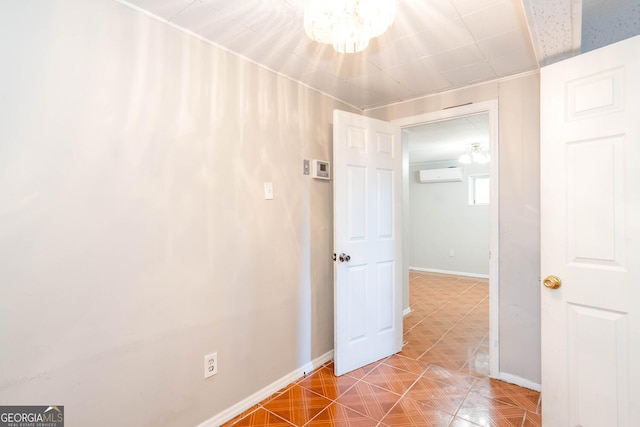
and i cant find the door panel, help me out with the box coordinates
[334,109,402,376]
[540,35,640,426]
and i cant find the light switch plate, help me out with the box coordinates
[264,182,273,200]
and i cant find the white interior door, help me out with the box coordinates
[333,109,402,376]
[541,35,640,426]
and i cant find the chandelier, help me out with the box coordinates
[303,0,397,54]
[458,143,490,164]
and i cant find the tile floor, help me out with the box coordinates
[221,271,541,427]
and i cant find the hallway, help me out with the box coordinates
[222,271,541,426]
[402,271,490,376]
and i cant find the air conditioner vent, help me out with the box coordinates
[419,167,463,183]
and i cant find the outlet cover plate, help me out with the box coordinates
[204,352,218,379]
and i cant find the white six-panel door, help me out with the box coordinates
[540,35,640,426]
[333,109,402,376]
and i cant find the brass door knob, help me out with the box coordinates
[543,275,562,289]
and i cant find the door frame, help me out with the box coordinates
[392,99,500,377]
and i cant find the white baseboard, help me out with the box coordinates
[196,350,334,427]
[409,267,489,279]
[403,307,412,316]
[495,372,541,392]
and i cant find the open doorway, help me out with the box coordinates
[392,100,499,377]
[405,113,490,278]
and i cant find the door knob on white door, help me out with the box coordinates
[338,253,351,262]
[543,275,561,289]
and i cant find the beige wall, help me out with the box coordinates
[409,161,490,276]
[367,73,542,384]
[0,1,355,425]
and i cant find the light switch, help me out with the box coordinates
[264,182,273,200]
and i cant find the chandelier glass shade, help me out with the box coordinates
[458,143,490,164]
[303,0,397,54]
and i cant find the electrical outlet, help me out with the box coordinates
[204,353,218,379]
[449,249,455,257]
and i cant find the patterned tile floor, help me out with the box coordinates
[222,271,541,427]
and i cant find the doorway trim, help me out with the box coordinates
[392,99,500,378]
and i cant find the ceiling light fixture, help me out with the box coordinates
[303,0,397,54]
[458,143,490,164]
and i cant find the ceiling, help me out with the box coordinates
[405,113,489,164]
[118,0,637,161]
[123,0,541,110]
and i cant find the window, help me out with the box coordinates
[469,174,489,205]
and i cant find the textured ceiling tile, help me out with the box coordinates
[239,2,301,35]
[522,0,577,64]
[395,0,461,35]
[299,70,345,93]
[365,36,423,70]
[581,0,640,52]
[444,61,497,86]
[128,0,196,19]
[346,70,414,102]
[382,58,452,95]
[200,0,264,16]
[463,0,521,40]
[423,43,487,71]
[476,29,532,59]
[450,0,503,16]
[218,27,260,54]
[239,19,304,61]
[486,46,538,76]
[411,19,476,56]
[323,54,381,79]
[169,1,240,39]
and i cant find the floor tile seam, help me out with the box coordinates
[465,387,537,414]
[416,363,478,393]
[454,295,490,326]
[457,280,489,299]
[456,399,528,424]
[227,405,262,426]
[448,378,485,423]
[380,359,429,377]
[455,331,490,368]
[261,406,298,426]
[298,374,365,406]
[343,359,384,382]
[523,408,542,425]
[358,369,417,396]
[328,382,403,424]
[449,294,488,313]
[413,327,453,359]
[405,300,459,336]
[414,300,480,359]
[478,393,541,414]
[369,366,436,425]
[403,316,441,335]
[448,414,484,427]
[303,400,381,427]
[297,400,338,427]
[286,383,336,405]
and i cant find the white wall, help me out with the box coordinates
[367,73,542,385]
[0,1,355,425]
[409,161,489,276]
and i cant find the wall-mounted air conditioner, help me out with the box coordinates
[419,167,463,183]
